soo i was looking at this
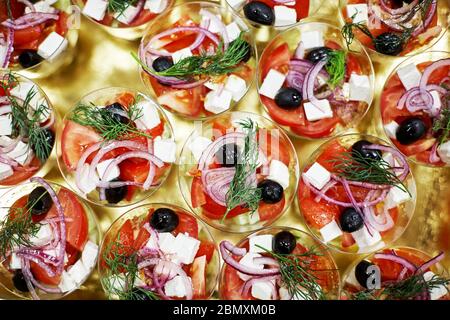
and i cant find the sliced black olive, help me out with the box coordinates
[243,1,274,26]
[306,47,332,63]
[27,186,53,216]
[396,117,427,145]
[105,102,130,125]
[150,208,179,233]
[215,143,240,167]
[339,207,364,233]
[274,87,302,110]
[351,140,382,161]
[18,50,43,68]
[152,56,174,72]
[355,260,376,289]
[104,180,128,204]
[273,231,296,255]
[12,270,30,292]
[231,39,252,63]
[374,32,403,56]
[258,179,284,204]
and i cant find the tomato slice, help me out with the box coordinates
[113,219,135,256]
[190,255,207,299]
[13,26,42,46]
[299,196,340,229]
[290,116,339,139]
[257,129,291,166]
[260,43,290,77]
[128,10,156,27]
[195,241,215,263]
[392,138,436,157]
[157,89,202,117]
[191,177,207,208]
[0,157,40,186]
[174,212,198,238]
[258,197,285,221]
[315,140,348,171]
[221,264,253,300]
[133,226,150,250]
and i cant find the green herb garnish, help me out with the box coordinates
[432,89,450,146]
[107,0,137,17]
[325,50,346,87]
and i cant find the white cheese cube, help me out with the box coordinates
[259,69,286,99]
[204,89,233,114]
[37,32,68,61]
[437,141,450,165]
[164,275,191,298]
[114,5,140,25]
[303,162,331,190]
[29,224,53,246]
[397,63,422,90]
[58,271,78,293]
[171,48,192,64]
[279,286,308,300]
[78,163,99,194]
[248,211,260,224]
[428,90,442,115]
[251,280,275,300]
[319,220,343,243]
[9,82,39,104]
[83,0,108,21]
[188,136,212,161]
[301,30,324,50]
[423,271,449,300]
[25,1,57,14]
[274,6,297,27]
[172,233,201,264]
[346,4,369,24]
[158,232,177,254]
[96,159,120,181]
[342,82,350,100]
[225,22,241,42]
[67,259,89,285]
[384,121,399,139]
[285,1,296,5]
[201,11,223,34]
[81,241,98,270]
[267,159,290,189]
[153,136,176,163]
[6,141,32,166]
[303,99,333,121]
[227,0,245,8]
[0,115,12,136]
[204,80,222,91]
[249,234,274,253]
[349,74,371,103]
[135,100,161,130]
[351,226,382,249]
[225,75,247,101]
[0,162,13,181]
[237,252,263,281]
[145,0,166,13]
[9,252,22,269]
[384,186,411,209]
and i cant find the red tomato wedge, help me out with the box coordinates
[257,129,291,165]
[0,157,40,186]
[315,140,348,171]
[299,197,340,229]
[258,197,285,221]
[191,255,207,299]
[174,212,198,238]
[221,264,253,300]
[196,241,216,263]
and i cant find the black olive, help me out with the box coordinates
[12,271,30,292]
[339,207,364,233]
[351,140,382,161]
[243,1,274,26]
[258,179,284,204]
[105,180,128,204]
[306,47,332,63]
[355,260,376,289]
[152,57,173,72]
[231,39,252,63]
[374,32,403,56]
[105,102,130,125]
[273,231,296,254]
[18,50,43,68]
[27,186,53,216]
[274,87,302,110]
[396,117,427,145]
[215,143,240,167]
[131,287,152,300]
[150,208,179,232]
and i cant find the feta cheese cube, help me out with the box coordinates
[58,271,78,293]
[397,63,422,90]
[249,234,274,253]
[153,136,176,163]
[204,89,233,114]
[145,0,167,13]
[171,48,192,64]
[349,74,371,103]
[319,220,343,243]
[9,82,39,105]
[83,0,108,21]
[37,31,68,61]
[227,0,245,8]
[67,259,89,285]
[172,233,201,264]
[267,159,290,189]
[384,186,411,209]
[351,226,382,249]
[0,163,13,181]
[303,162,331,190]
[0,115,12,136]
[346,4,369,24]
[437,141,450,165]
[303,99,333,121]
[259,69,286,99]
[25,1,57,14]
[164,275,192,298]
[225,75,247,101]
[145,234,158,250]
[423,271,449,300]
[252,280,275,300]
[9,252,22,269]
[114,5,140,25]
[204,80,222,91]
[225,22,241,42]
[6,141,32,166]
[201,11,223,34]
[274,6,297,27]
[96,159,120,181]
[342,82,350,100]
[135,100,161,131]
[81,241,98,270]
[78,163,99,194]
[384,121,399,139]
[237,252,263,281]
[188,136,212,161]
[158,232,177,254]
[279,286,308,300]
[29,224,53,246]
[248,211,260,225]
[428,90,442,116]
[301,30,324,50]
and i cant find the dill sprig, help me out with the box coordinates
[325,50,346,87]
[108,0,137,16]
[329,150,410,194]
[432,90,450,145]
[132,32,249,80]
[222,118,261,222]
[101,236,159,301]
[69,99,152,142]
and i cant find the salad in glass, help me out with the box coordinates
[0,178,99,300]
[0,71,56,187]
[98,203,220,300]
[339,0,447,56]
[136,2,256,119]
[298,134,416,254]
[342,247,450,300]
[258,22,374,139]
[57,87,174,207]
[179,112,299,233]
[219,227,340,300]
[380,52,450,167]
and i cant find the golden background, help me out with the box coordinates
[1,0,449,299]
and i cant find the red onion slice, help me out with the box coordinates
[303,60,328,112]
[411,0,437,37]
[199,9,229,49]
[379,0,419,16]
[374,252,417,272]
[2,12,59,30]
[419,59,450,103]
[1,28,14,68]
[241,275,281,297]
[416,252,444,274]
